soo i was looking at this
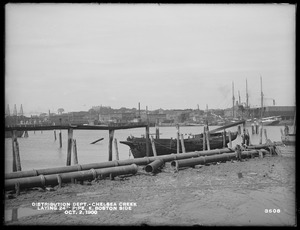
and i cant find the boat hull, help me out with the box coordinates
[281,134,295,145]
[120,132,238,158]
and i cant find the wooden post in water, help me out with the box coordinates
[59,131,62,148]
[259,125,263,144]
[108,129,115,161]
[150,136,157,156]
[242,126,246,145]
[237,125,241,135]
[145,124,150,157]
[206,130,211,150]
[14,137,22,171]
[223,130,226,148]
[202,126,206,151]
[66,128,73,166]
[114,138,119,160]
[54,130,57,141]
[176,124,180,154]
[180,134,186,153]
[72,139,78,165]
[155,124,160,139]
[12,131,17,172]
[264,129,268,143]
[145,106,150,157]
[246,129,251,145]
[228,130,232,148]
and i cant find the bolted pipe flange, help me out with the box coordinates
[57,174,62,188]
[76,165,82,171]
[90,168,97,180]
[40,175,46,188]
[32,169,39,177]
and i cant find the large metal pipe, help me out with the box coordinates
[245,143,281,150]
[5,164,138,191]
[5,148,234,180]
[170,150,260,171]
[145,159,164,173]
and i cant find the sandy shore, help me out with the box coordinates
[4,145,296,226]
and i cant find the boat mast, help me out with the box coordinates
[260,76,264,119]
[232,81,235,118]
[246,78,249,108]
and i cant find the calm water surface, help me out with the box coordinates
[5,125,290,173]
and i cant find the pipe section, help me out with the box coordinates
[145,159,164,173]
[5,148,234,180]
[171,150,260,171]
[5,164,138,191]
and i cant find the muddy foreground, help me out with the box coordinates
[4,146,296,226]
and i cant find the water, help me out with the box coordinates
[5,125,289,173]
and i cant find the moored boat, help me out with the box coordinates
[120,131,238,158]
[281,133,295,145]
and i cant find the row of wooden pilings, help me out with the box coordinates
[10,122,269,176]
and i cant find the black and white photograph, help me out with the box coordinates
[4,3,296,226]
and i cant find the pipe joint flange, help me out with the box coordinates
[40,175,46,187]
[77,164,82,171]
[90,168,97,179]
[32,169,39,176]
[145,157,150,164]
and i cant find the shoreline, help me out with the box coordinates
[4,145,296,226]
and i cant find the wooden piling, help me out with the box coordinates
[72,139,78,165]
[66,128,73,166]
[108,129,115,161]
[228,130,232,148]
[12,208,18,221]
[12,131,17,172]
[176,124,180,154]
[15,182,20,196]
[246,129,251,145]
[259,126,263,144]
[114,138,120,160]
[59,131,62,148]
[202,126,206,151]
[14,138,22,171]
[155,125,160,139]
[237,125,241,135]
[145,125,150,157]
[150,136,157,156]
[180,134,186,153]
[57,174,62,188]
[264,129,268,142]
[223,130,226,148]
[54,130,57,141]
[206,130,211,150]
[242,125,246,145]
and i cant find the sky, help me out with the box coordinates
[5,3,295,115]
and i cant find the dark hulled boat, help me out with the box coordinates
[120,131,238,158]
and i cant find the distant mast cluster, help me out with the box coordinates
[6,104,24,117]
